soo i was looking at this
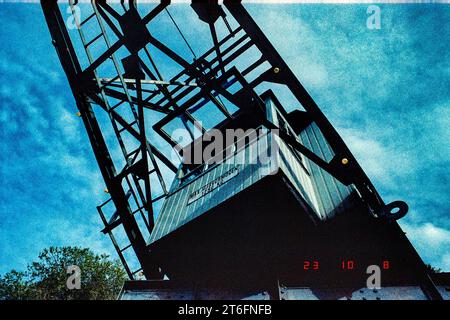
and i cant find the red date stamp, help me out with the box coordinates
[301,260,391,271]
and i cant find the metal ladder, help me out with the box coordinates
[68,0,168,279]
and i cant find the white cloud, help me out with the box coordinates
[338,127,416,189]
[401,221,450,270]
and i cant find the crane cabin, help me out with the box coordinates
[147,91,372,285]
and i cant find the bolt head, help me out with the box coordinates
[273,67,280,74]
[341,158,349,165]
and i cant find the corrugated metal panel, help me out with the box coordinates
[149,136,272,245]
[150,99,359,244]
[275,135,320,215]
[299,122,355,219]
[267,97,355,220]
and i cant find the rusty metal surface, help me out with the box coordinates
[118,280,450,300]
[279,286,430,300]
[119,281,271,300]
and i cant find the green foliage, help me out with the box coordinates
[425,264,442,274]
[0,247,127,300]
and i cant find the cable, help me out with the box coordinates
[165,8,197,60]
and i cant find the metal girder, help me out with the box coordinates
[41,0,162,279]
[222,0,386,212]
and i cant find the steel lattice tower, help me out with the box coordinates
[41,1,446,300]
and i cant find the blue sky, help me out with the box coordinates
[0,3,449,275]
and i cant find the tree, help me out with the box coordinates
[0,247,127,300]
[425,264,442,274]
